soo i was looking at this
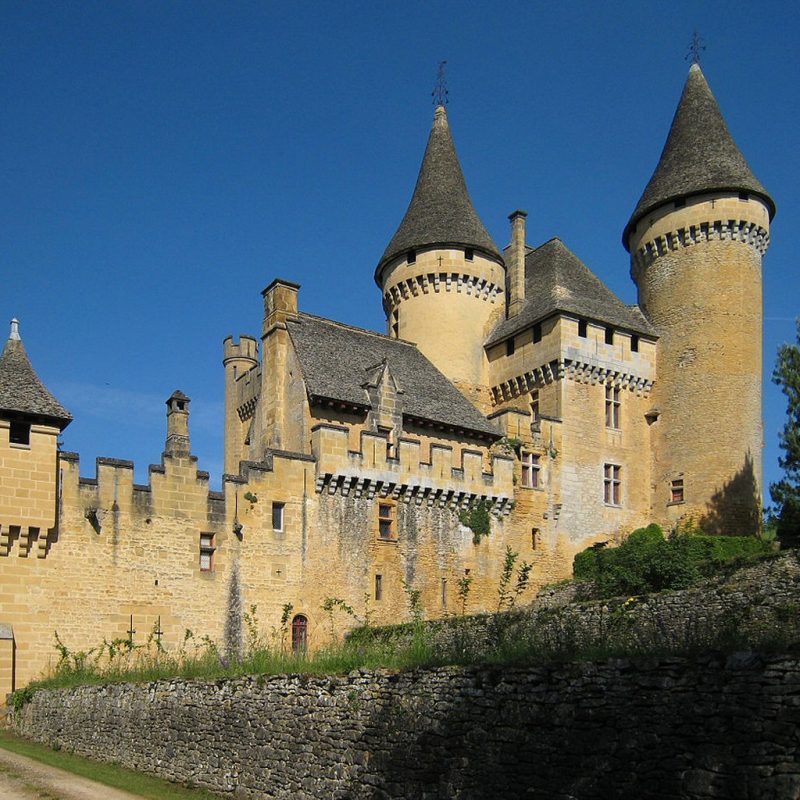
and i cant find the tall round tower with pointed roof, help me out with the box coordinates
[624,64,775,535]
[375,105,505,409]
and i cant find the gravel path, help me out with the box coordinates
[0,747,144,800]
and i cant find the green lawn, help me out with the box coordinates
[0,730,222,800]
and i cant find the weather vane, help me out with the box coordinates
[685,31,706,65]
[432,60,449,106]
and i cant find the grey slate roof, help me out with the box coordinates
[624,64,775,249]
[485,238,657,347]
[288,313,500,439]
[0,325,72,428]
[375,106,502,283]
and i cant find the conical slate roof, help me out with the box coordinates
[0,320,72,428]
[375,105,502,283]
[485,238,656,347]
[623,64,775,250]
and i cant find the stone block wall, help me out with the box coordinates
[13,653,800,799]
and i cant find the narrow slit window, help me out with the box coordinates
[441,577,447,608]
[605,326,614,345]
[530,390,540,423]
[631,334,639,353]
[272,502,285,532]
[375,574,383,601]
[391,308,399,339]
[199,533,215,572]
[533,322,542,343]
[531,527,539,550]
[578,319,588,338]
[506,338,515,356]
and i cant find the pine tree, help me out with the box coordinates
[771,320,800,544]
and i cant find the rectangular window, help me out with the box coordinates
[532,322,542,343]
[530,390,540,423]
[375,574,383,601]
[578,319,588,338]
[378,426,396,459]
[670,478,685,504]
[272,502,285,532]
[630,334,639,353]
[441,577,447,608]
[506,338,515,356]
[391,308,399,339]
[604,464,621,506]
[521,451,541,489]
[9,421,30,446]
[378,503,395,540]
[407,249,416,264]
[605,326,614,345]
[605,384,620,429]
[464,247,474,261]
[531,527,539,550]
[199,533,215,572]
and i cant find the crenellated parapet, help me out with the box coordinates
[382,270,504,316]
[311,424,514,513]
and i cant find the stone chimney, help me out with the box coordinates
[165,390,191,457]
[507,210,528,317]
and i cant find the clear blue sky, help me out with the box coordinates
[2,1,798,502]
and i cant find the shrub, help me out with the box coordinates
[573,524,772,598]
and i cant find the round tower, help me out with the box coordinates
[222,335,259,474]
[375,105,505,408]
[624,64,775,535]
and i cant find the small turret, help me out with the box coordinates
[625,64,774,535]
[376,105,505,407]
[222,335,259,474]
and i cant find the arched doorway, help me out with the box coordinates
[291,614,308,655]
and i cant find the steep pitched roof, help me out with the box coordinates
[0,320,72,428]
[485,238,657,347]
[624,64,775,250]
[375,106,502,283]
[287,313,499,439]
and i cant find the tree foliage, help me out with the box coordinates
[771,320,800,543]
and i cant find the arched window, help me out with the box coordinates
[291,614,308,654]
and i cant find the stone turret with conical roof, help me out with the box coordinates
[0,318,71,537]
[626,64,773,536]
[377,105,505,409]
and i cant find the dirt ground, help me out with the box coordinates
[0,747,144,800]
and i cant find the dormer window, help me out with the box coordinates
[9,421,30,446]
[465,248,474,261]
[407,250,416,264]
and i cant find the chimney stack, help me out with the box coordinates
[507,210,528,317]
[165,390,191,457]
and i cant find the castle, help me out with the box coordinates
[0,63,774,695]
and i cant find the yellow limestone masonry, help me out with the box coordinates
[0,66,774,696]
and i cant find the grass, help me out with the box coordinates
[0,729,221,799]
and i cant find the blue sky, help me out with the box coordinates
[2,1,798,502]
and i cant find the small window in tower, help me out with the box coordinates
[391,308,399,339]
[578,319,588,338]
[465,248,474,261]
[407,249,416,264]
[9,421,31,446]
[272,502,285,532]
[739,192,750,201]
[674,198,686,209]
[533,322,542,343]
[530,390,540,423]
[670,478,685,504]
[375,574,383,601]
[506,338,516,357]
[531,527,540,550]
[603,464,622,506]
[378,426,396,459]
[605,384,620,429]
[631,334,640,353]
[521,451,541,489]
[378,503,395,540]
[199,533,215,572]
[605,326,614,345]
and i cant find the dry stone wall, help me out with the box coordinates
[13,653,800,800]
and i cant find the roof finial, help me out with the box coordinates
[685,30,706,66]
[432,60,448,106]
[9,319,20,341]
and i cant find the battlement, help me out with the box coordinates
[223,335,259,365]
[311,424,514,512]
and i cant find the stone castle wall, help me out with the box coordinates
[13,653,800,799]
